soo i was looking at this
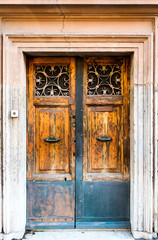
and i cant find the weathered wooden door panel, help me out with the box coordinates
[83,57,130,181]
[87,105,122,174]
[27,181,75,229]
[76,181,130,229]
[27,56,130,230]
[36,107,70,174]
[75,57,130,228]
[27,57,76,229]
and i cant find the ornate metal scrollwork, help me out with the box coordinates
[87,64,122,96]
[34,65,69,96]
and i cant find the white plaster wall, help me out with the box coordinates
[0,17,2,234]
[2,41,27,236]
[156,17,158,233]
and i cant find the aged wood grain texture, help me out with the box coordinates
[83,57,130,181]
[27,181,75,225]
[36,107,70,173]
[87,106,122,173]
[27,57,76,181]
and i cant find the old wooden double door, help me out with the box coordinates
[26,57,130,230]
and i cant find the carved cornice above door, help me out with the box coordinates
[0,5,158,16]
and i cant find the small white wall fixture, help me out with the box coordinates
[2,33,155,240]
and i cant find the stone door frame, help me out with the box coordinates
[2,33,155,239]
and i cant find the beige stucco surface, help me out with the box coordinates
[4,19,153,34]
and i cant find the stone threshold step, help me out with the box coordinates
[23,230,135,240]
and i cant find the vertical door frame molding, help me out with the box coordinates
[2,33,154,239]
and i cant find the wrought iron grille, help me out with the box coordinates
[34,65,69,96]
[87,64,122,96]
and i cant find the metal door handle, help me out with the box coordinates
[44,136,60,143]
[96,135,112,142]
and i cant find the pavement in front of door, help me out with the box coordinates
[23,230,136,240]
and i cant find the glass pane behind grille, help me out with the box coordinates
[87,64,121,96]
[34,65,69,97]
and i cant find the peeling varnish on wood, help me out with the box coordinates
[27,57,76,181]
[83,57,130,181]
